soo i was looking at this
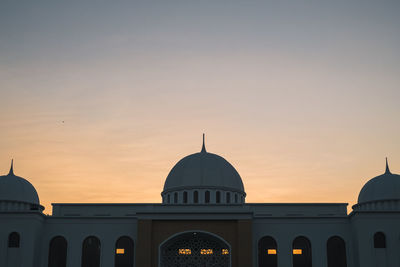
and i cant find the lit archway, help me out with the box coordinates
[258,236,277,267]
[292,236,312,267]
[159,231,231,267]
[115,236,134,267]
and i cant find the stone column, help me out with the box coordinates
[136,220,153,267]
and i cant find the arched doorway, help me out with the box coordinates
[159,231,231,267]
[327,236,347,267]
[258,236,278,267]
[48,236,67,267]
[81,236,101,267]
[292,236,312,267]
[115,236,134,267]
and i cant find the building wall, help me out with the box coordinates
[40,217,138,267]
[253,217,352,267]
[0,213,44,267]
[1,207,400,267]
[350,212,400,267]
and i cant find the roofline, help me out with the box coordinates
[51,202,347,206]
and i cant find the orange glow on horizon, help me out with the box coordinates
[1,0,398,218]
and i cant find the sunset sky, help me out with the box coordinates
[1,1,399,214]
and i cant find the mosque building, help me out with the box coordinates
[1,137,400,267]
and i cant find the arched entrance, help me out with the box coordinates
[159,231,231,267]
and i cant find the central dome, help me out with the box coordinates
[163,150,244,193]
[161,136,246,204]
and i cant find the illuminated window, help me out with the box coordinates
[292,236,312,267]
[162,232,229,266]
[178,249,191,255]
[258,236,277,267]
[115,236,134,267]
[201,249,213,255]
[222,249,229,255]
[293,249,302,255]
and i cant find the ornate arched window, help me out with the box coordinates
[205,191,210,203]
[194,191,199,203]
[81,236,101,267]
[327,236,347,267]
[115,236,134,267]
[160,231,230,267]
[292,236,312,267]
[48,236,67,267]
[8,232,20,248]
[216,191,221,203]
[258,236,277,267]
[183,191,188,203]
[374,232,386,248]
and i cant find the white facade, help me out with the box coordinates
[1,143,399,267]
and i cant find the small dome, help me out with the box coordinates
[0,161,40,205]
[162,137,245,194]
[357,159,400,204]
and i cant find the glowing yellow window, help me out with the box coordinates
[293,249,302,255]
[116,248,125,254]
[179,249,191,255]
[222,249,229,255]
[268,249,277,254]
[201,249,213,255]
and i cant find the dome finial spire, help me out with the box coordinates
[385,157,391,174]
[8,159,14,175]
[201,133,206,153]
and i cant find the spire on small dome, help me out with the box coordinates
[385,157,391,174]
[8,159,14,176]
[201,133,207,153]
